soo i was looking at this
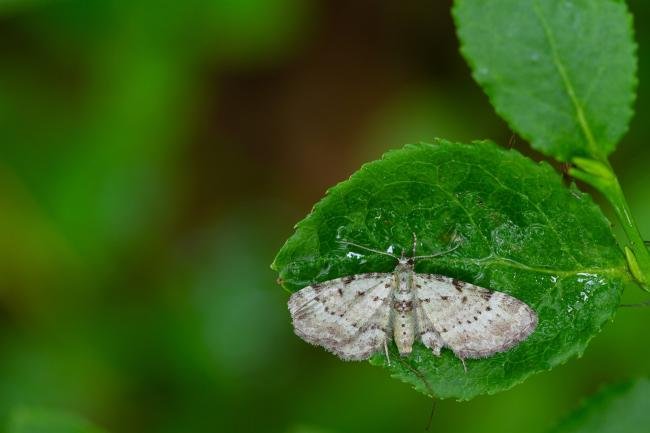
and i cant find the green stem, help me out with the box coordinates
[571,158,650,291]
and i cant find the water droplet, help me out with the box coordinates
[477,66,489,77]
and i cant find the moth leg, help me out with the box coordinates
[384,340,391,366]
[420,330,444,356]
[459,356,467,373]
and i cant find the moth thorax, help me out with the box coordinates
[394,260,414,274]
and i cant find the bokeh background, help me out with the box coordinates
[0,1,649,432]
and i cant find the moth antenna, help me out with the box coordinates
[508,133,517,148]
[395,353,435,399]
[384,340,391,366]
[412,243,460,261]
[619,299,650,308]
[425,399,437,432]
[412,232,418,257]
[339,240,398,259]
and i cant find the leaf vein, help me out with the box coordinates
[532,0,601,159]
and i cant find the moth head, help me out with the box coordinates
[397,256,414,268]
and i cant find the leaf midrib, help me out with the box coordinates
[429,255,627,278]
[532,0,602,160]
[283,253,626,286]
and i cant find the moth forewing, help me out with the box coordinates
[288,273,393,359]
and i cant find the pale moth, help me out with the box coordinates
[288,235,538,370]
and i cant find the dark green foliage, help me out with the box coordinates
[8,408,107,433]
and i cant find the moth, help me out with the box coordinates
[287,235,538,369]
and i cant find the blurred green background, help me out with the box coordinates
[0,1,648,432]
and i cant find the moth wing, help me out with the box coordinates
[414,296,445,356]
[288,273,393,359]
[415,275,537,359]
[325,300,393,361]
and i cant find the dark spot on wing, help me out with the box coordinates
[393,301,413,312]
[452,279,464,292]
[440,296,449,301]
[373,296,379,302]
[416,284,422,288]
[462,296,468,304]
[442,327,448,333]
[337,288,343,296]
[356,291,365,297]
[486,306,492,311]
[343,276,355,284]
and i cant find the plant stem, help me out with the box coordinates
[570,159,650,291]
[607,179,650,286]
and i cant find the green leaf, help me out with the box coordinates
[272,140,629,400]
[548,378,650,433]
[453,0,637,161]
[8,407,107,433]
